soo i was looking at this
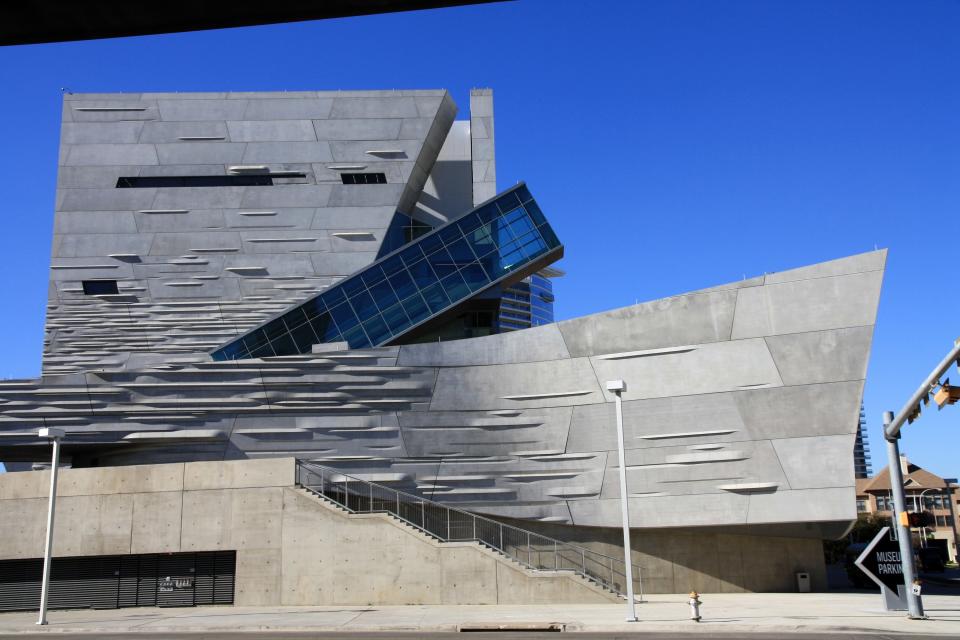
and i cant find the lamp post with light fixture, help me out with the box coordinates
[605,379,637,622]
[36,427,65,626]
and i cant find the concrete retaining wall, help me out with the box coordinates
[0,458,613,605]
[491,516,828,593]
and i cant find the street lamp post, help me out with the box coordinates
[605,379,637,622]
[36,427,65,626]
[913,488,937,549]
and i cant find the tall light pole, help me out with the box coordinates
[605,379,637,622]
[36,427,65,626]
[913,488,937,549]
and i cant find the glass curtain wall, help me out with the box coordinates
[212,184,561,360]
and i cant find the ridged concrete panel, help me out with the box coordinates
[44,90,454,374]
[4,250,884,538]
[558,289,738,358]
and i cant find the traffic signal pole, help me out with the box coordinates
[882,412,923,619]
[881,339,960,620]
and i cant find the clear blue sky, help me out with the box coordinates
[0,0,957,477]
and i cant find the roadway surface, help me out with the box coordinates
[1,633,956,639]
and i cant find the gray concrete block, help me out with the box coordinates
[312,118,403,140]
[227,120,318,142]
[242,98,334,120]
[327,184,406,207]
[242,141,333,163]
[57,187,157,212]
[157,99,249,121]
[764,326,874,385]
[151,186,246,210]
[590,337,783,402]
[330,97,420,119]
[62,143,159,166]
[398,324,571,367]
[61,122,145,144]
[558,290,738,358]
[54,210,139,234]
[764,249,886,284]
[138,121,229,143]
[239,185,332,208]
[731,271,884,339]
[156,142,247,165]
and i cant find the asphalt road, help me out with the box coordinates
[1,633,954,639]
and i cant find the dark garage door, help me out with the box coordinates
[0,551,235,612]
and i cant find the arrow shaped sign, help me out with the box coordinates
[854,526,905,592]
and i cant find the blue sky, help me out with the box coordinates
[0,0,957,477]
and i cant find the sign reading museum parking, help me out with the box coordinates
[855,526,904,591]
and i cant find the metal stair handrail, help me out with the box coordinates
[295,459,643,600]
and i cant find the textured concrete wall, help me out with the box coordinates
[47,90,456,374]
[492,516,827,593]
[0,250,885,541]
[0,458,615,604]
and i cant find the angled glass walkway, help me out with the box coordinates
[211,183,562,360]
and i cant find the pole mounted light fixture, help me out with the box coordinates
[36,427,65,626]
[605,379,637,622]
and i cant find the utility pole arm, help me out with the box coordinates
[884,340,960,440]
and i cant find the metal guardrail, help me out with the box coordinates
[295,460,643,600]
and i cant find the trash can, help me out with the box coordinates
[796,571,811,593]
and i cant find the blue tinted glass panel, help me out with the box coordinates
[460,262,489,292]
[441,271,470,302]
[362,315,391,344]
[349,290,378,321]
[302,297,325,321]
[381,303,410,332]
[290,321,319,352]
[248,342,275,358]
[446,237,476,264]
[427,247,457,279]
[340,324,368,348]
[369,279,399,311]
[496,191,521,212]
[421,282,450,313]
[321,285,346,308]
[400,293,430,324]
[310,313,340,343]
[437,224,461,246]
[380,255,405,278]
[270,332,296,356]
[417,232,443,256]
[328,302,358,331]
[361,265,386,289]
[388,269,417,300]
[263,319,288,342]
[211,184,561,359]
[341,277,365,299]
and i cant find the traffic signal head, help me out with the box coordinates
[934,380,960,409]
[906,511,934,527]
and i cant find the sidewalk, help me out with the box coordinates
[0,593,958,635]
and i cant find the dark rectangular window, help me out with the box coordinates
[115,175,304,188]
[340,173,387,185]
[82,280,119,295]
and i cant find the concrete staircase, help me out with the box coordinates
[296,485,622,603]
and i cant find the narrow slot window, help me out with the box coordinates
[115,175,305,188]
[82,280,119,295]
[340,173,387,185]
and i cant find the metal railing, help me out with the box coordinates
[295,460,643,600]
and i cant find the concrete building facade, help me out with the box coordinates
[0,89,887,598]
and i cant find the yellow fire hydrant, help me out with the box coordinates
[688,591,702,622]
